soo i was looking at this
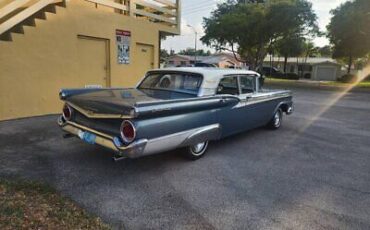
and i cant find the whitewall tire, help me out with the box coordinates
[268,109,283,129]
[185,141,209,160]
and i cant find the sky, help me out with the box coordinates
[162,0,348,52]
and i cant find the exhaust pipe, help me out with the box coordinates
[112,155,127,162]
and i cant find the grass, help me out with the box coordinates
[265,78,370,88]
[0,179,111,230]
[265,78,296,83]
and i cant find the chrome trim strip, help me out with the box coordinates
[181,124,221,146]
[235,92,291,108]
[61,121,221,159]
[67,102,134,119]
[135,95,239,106]
[247,94,291,105]
[143,124,220,156]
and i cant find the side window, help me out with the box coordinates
[239,75,255,94]
[217,76,239,95]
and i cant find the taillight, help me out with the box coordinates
[62,104,73,121]
[120,120,136,144]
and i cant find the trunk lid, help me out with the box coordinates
[66,88,197,117]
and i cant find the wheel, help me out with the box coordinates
[184,141,209,160]
[267,108,282,129]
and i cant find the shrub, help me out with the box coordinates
[284,73,300,80]
[364,74,370,81]
[267,73,299,80]
[303,73,311,79]
[339,74,357,83]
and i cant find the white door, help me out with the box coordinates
[316,66,336,81]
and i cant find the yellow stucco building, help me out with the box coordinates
[0,0,180,120]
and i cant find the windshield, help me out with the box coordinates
[138,72,203,95]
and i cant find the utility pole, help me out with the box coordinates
[187,24,198,64]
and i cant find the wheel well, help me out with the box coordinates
[279,103,289,113]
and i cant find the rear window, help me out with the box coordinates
[138,72,203,94]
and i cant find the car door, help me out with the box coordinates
[238,75,272,128]
[216,75,262,137]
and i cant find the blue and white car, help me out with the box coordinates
[58,68,293,161]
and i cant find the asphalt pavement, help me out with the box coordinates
[1,85,370,229]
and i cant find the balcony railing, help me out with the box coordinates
[0,0,181,39]
[86,0,181,33]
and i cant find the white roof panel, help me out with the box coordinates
[149,67,260,96]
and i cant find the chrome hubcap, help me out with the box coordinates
[274,113,280,127]
[191,142,206,155]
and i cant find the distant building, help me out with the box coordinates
[263,57,342,81]
[166,53,246,68]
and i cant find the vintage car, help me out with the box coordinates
[58,68,293,161]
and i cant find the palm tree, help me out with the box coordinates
[301,41,318,78]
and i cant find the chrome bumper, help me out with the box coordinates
[61,121,148,158]
[58,116,221,159]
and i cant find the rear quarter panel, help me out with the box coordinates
[134,109,219,140]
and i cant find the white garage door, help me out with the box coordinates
[316,66,336,81]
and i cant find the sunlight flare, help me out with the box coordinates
[298,65,370,133]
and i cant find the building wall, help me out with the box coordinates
[0,0,170,120]
[312,64,341,81]
[213,54,243,68]
[262,61,341,80]
[211,58,238,68]
[167,56,190,67]
[0,0,13,8]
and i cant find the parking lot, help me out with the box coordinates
[1,85,370,229]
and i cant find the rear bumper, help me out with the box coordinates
[60,120,148,158]
[58,116,221,159]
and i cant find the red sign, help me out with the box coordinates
[116,30,131,36]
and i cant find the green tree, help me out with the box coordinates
[237,0,266,3]
[160,49,169,57]
[317,45,333,57]
[275,36,305,72]
[201,0,318,70]
[303,41,318,59]
[160,49,169,63]
[327,0,370,73]
[178,48,212,56]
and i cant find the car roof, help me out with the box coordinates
[148,67,260,96]
[150,67,259,78]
